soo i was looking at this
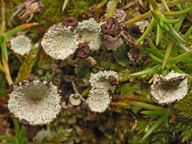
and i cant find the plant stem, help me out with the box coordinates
[123,11,151,26]
[141,110,171,115]
[111,101,165,111]
[128,101,165,111]
[110,102,131,109]
[113,95,148,102]
[164,7,192,16]
[108,107,122,113]
[106,0,118,19]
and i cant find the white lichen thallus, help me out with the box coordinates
[8,76,61,126]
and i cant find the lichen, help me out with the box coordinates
[150,71,189,104]
[8,78,61,125]
[10,35,32,56]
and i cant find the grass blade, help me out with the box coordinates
[0,135,16,143]
[62,0,69,11]
[129,65,161,76]
[141,116,164,142]
[161,0,170,11]
[1,39,8,61]
[5,23,38,39]
[124,11,151,25]
[164,7,192,16]
[183,25,192,40]
[13,118,20,136]
[149,54,163,65]
[147,37,164,58]
[136,17,156,44]
[162,42,173,69]
[167,49,192,68]
[106,0,118,19]
[156,22,163,45]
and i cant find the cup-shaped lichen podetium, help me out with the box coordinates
[150,71,189,104]
[10,35,32,56]
[89,70,118,93]
[86,88,111,113]
[41,23,79,60]
[8,78,61,126]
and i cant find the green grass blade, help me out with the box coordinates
[124,11,151,25]
[183,25,192,40]
[163,111,169,127]
[161,17,180,24]
[149,54,163,65]
[171,65,188,74]
[147,37,164,58]
[177,43,188,51]
[129,65,161,76]
[1,39,8,61]
[161,0,170,11]
[20,125,27,138]
[128,101,165,111]
[168,24,186,43]
[141,110,167,115]
[136,17,156,44]
[13,118,20,136]
[164,7,192,16]
[150,0,158,11]
[4,23,38,39]
[0,61,4,71]
[0,135,16,143]
[156,22,163,45]
[174,14,185,32]
[162,42,173,69]
[106,0,118,19]
[62,0,69,11]
[141,116,164,142]
[167,49,192,68]
[167,0,186,7]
